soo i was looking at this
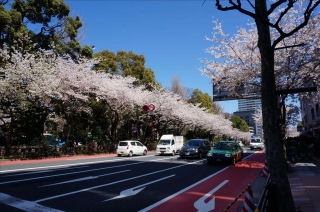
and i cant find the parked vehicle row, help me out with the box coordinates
[116,136,264,166]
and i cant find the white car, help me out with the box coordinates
[116,140,148,157]
[250,138,264,150]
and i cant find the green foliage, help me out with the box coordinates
[0,0,92,59]
[188,89,224,114]
[189,89,212,110]
[230,115,249,132]
[93,50,160,90]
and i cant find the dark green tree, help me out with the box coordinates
[189,89,213,111]
[230,115,249,132]
[93,50,159,90]
[188,89,222,114]
[0,0,92,59]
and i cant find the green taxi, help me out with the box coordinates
[207,141,243,165]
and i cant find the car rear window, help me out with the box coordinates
[186,140,202,146]
[214,142,233,150]
[251,139,261,143]
[119,142,128,146]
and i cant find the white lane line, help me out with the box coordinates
[40,170,131,187]
[66,155,122,160]
[0,192,63,212]
[34,160,200,203]
[0,157,178,185]
[138,167,229,212]
[0,155,156,173]
[138,152,260,212]
[2,166,89,177]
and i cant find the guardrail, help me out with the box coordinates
[255,175,273,212]
[223,185,250,211]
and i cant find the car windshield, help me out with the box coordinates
[159,140,170,145]
[119,142,128,146]
[214,142,233,150]
[185,140,201,147]
[251,139,261,143]
[44,134,61,143]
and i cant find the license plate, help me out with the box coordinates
[216,158,221,161]
[161,151,164,154]
[121,152,124,154]
[185,152,190,155]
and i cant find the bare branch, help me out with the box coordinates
[274,43,306,50]
[215,0,256,19]
[246,0,255,10]
[267,0,287,15]
[272,0,320,48]
[0,0,8,5]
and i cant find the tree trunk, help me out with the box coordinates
[255,1,295,211]
[110,111,119,152]
[279,96,288,162]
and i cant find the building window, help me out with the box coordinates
[311,108,315,120]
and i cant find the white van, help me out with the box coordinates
[156,134,183,155]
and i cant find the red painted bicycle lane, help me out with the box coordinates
[145,152,266,212]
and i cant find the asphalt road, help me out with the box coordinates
[0,148,262,212]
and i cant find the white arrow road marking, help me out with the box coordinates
[39,170,130,187]
[0,192,63,212]
[103,175,175,202]
[34,160,200,203]
[193,180,229,212]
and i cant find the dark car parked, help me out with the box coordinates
[207,141,243,165]
[179,139,211,159]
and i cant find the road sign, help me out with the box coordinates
[149,104,155,111]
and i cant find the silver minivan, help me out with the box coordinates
[250,138,264,150]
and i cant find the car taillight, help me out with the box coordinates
[127,145,129,149]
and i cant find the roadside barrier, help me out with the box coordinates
[255,175,278,212]
[243,184,255,212]
[261,160,269,177]
[223,184,251,212]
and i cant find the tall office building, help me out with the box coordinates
[234,97,264,138]
[238,98,262,111]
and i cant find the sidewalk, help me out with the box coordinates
[237,156,320,212]
[288,156,320,212]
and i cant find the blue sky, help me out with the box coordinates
[66,0,253,113]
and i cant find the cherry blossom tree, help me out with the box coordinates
[202,0,320,210]
[0,45,249,154]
